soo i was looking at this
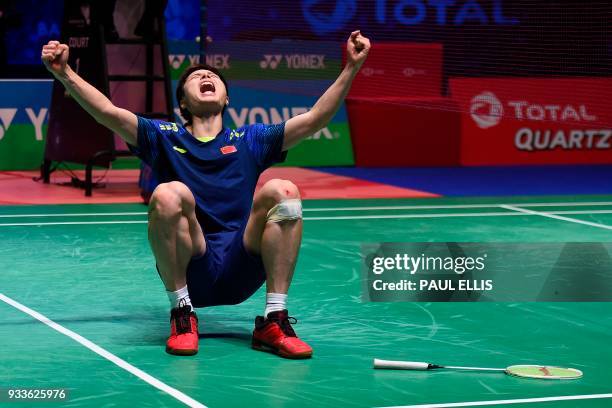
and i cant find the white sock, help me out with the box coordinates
[264,292,287,317]
[167,285,193,311]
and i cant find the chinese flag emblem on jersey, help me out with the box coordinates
[220,145,237,155]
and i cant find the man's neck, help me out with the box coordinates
[188,114,223,139]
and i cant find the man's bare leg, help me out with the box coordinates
[148,181,205,355]
[149,181,206,290]
[244,178,312,359]
[244,178,302,295]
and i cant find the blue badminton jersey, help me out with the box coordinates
[129,116,286,234]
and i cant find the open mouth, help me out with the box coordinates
[200,81,216,95]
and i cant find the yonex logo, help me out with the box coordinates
[169,54,186,70]
[470,91,504,129]
[286,54,325,69]
[0,108,17,140]
[204,54,230,69]
[260,55,283,69]
[230,130,245,140]
[260,55,326,70]
[169,54,230,70]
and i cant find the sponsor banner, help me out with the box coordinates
[451,78,612,165]
[168,41,341,81]
[208,0,521,40]
[0,79,136,171]
[171,80,354,166]
[0,80,52,170]
[362,242,612,302]
[0,40,352,170]
[0,79,354,171]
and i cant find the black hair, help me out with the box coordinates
[176,64,229,124]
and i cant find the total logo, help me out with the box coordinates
[470,92,503,129]
[373,0,519,26]
[469,91,609,152]
[402,67,426,77]
[169,54,230,70]
[302,0,518,35]
[260,54,326,70]
[469,91,598,129]
[361,67,385,77]
[361,67,425,77]
[0,108,47,141]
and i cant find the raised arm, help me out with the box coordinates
[41,41,138,146]
[283,31,370,150]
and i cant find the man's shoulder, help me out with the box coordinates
[231,123,283,138]
[137,115,182,130]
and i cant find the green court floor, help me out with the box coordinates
[1,195,611,407]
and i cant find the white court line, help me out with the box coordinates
[303,201,612,212]
[308,210,612,223]
[2,209,612,227]
[1,201,612,219]
[555,209,612,215]
[306,212,520,221]
[0,293,207,408]
[377,393,612,408]
[0,220,148,227]
[307,209,612,221]
[0,212,145,218]
[513,201,612,208]
[501,205,612,231]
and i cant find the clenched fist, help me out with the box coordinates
[41,41,70,77]
[346,30,371,68]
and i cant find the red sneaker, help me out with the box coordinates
[252,310,313,359]
[166,304,199,356]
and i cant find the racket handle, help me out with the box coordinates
[373,359,435,370]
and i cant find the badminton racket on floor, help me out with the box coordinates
[373,359,582,380]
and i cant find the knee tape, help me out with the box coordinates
[266,198,302,223]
